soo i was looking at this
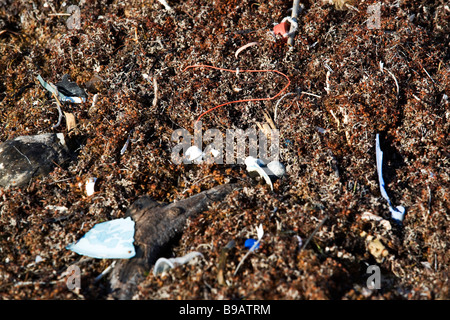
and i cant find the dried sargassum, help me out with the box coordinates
[153,252,204,275]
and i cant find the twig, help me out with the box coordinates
[287,0,303,46]
[233,238,261,276]
[384,68,399,97]
[94,261,116,283]
[299,215,328,252]
[152,76,158,108]
[51,92,64,129]
[274,92,296,123]
[13,146,31,165]
[301,91,321,98]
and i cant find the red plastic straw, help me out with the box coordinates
[182,64,291,124]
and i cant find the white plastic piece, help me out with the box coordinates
[185,145,204,164]
[85,177,97,196]
[245,156,273,190]
[235,42,259,59]
[66,217,136,259]
[266,160,286,178]
[375,134,405,222]
[157,0,172,11]
[153,251,204,275]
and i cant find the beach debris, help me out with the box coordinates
[367,238,389,263]
[0,133,70,188]
[295,235,303,250]
[274,16,298,40]
[234,224,264,275]
[45,205,69,213]
[85,177,97,196]
[185,145,204,164]
[273,21,290,38]
[64,111,77,133]
[267,160,286,178]
[183,65,291,123]
[244,238,260,251]
[245,156,273,190]
[287,0,303,45]
[153,251,204,275]
[66,217,136,259]
[55,74,88,102]
[120,131,133,155]
[109,183,237,299]
[375,134,406,223]
[157,0,172,11]
[245,156,286,190]
[37,74,87,103]
[184,145,220,164]
[361,211,392,230]
[217,240,235,286]
[94,261,117,283]
[235,42,259,59]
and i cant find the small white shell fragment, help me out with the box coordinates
[85,177,97,196]
[185,145,204,163]
[45,205,69,213]
[66,217,136,259]
[361,211,392,230]
[245,156,273,190]
[153,251,204,275]
[35,255,44,263]
[361,212,383,222]
[266,160,286,178]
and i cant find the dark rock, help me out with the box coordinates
[55,74,87,99]
[0,133,71,188]
[109,182,237,300]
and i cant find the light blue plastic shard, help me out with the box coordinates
[66,217,136,259]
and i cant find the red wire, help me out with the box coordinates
[182,64,291,124]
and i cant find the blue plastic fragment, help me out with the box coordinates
[244,238,260,251]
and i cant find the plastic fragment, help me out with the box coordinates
[66,217,136,259]
[235,42,259,58]
[245,156,273,190]
[55,74,88,101]
[85,177,97,196]
[153,251,204,275]
[273,21,290,37]
[266,160,286,178]
[185,145,204,163]
[37,74,86,103]
[375,134,406,222]
[244,238,260,251]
